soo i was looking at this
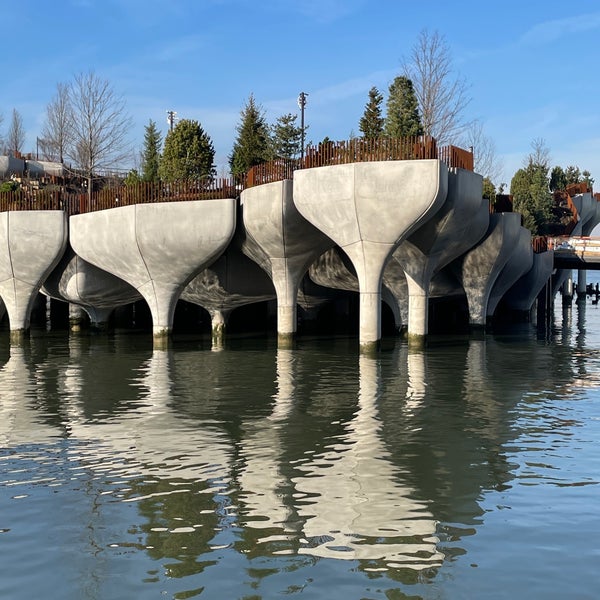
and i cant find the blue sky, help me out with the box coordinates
[1,0,600,186]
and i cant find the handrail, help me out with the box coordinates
[0,135,474,213]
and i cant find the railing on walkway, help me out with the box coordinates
[77,178,239,213]
[0,135,474,214]
[0,189,76,212]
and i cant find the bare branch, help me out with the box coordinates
[403,29,471,146]
[461,120,504,184]
[6,109,26,155]
[65,71,132,189]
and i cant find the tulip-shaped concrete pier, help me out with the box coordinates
[294,160,447,351]
[42,246,142,330]
[70,199,236,344]
[181,244,276,347]
[240,179,333,347]
[385,168,487,343]
[503,249,555,316]
[452,212,522,328]
[486,226,533,318]
[0,210,68,341]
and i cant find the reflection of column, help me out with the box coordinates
[0,347,57,445]
[137,349,174,411]
[292,355,442,568]
[406,350,426,411]
[238,348,295,527]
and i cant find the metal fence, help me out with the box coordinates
[1,136,474,214]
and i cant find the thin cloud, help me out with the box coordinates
[519,12,600,46]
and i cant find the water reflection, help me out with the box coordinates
[291,354,442,569]
[0,315,597,597]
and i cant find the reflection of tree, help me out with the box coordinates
[124,477,223,578]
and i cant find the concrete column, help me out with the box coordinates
[405,273,429,339]
[69,303,87,331]
[386,168,487,342]
[209,308,230,351]
[452,213,521,329]
[577,269,587,301]
[294,160,447,352]
[271,256,300,346]
[241,179,333,348]
[0,211,68,340]
[70,199,236,346]
[42,249,142,333]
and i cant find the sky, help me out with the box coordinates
[1,0,600,187]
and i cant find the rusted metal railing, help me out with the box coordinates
[0,136,475,212]
[245,159,298,188]
[75,178,238,214]
[439,145,474,171]
[0,189,76,212]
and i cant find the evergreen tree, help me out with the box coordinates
[549,166,566,192]
[510,161,552,235]
[359,87,384,138]
[384,76,423,138]
[141,119,162,182]
[159,119,215,182]
[229,94,272,177]
[271,113,303,159]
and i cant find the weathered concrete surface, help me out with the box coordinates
[308,246,402,329]
[42,246,142,328]
[241,179,333,346]
[486,226,533,317]
[452,212,522,328]
[0,210,68,336]
[70,199,236,339]
[294,160,447,349]
[386,168,486,338]
[503,250,555,313]
[573,192,598,235]
[181,244,276,344]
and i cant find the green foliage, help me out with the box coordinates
[271,113,303,159]
[124,169,142,186]
[0,180,19,192]
[550,164,594,192]
[141,120,162,182]
[482,177,496,202]
[359,86,384,139]
[384,76,423,138]
[159,119,215,182]
[510,161,552,234]
[549,166,566,192]
[229,94,273,177]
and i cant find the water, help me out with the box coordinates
[1,293,600,599]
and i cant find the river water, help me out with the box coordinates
[1,285,600,599]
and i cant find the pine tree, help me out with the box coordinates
[159,119,215,182]
[359,87,384,139]
[384,76,423,138]
[229,94,273,177]
[271,113,304,159]
[141,120,162,182]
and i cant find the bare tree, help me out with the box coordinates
[527,137,551,169]
[403,29,471,146]
[462,120,504,184]
[65,71,132,200]
[40,82,71,162]
[6,108,26,155]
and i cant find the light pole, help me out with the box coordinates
[297,92,308,162]
[166,110,178,132]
